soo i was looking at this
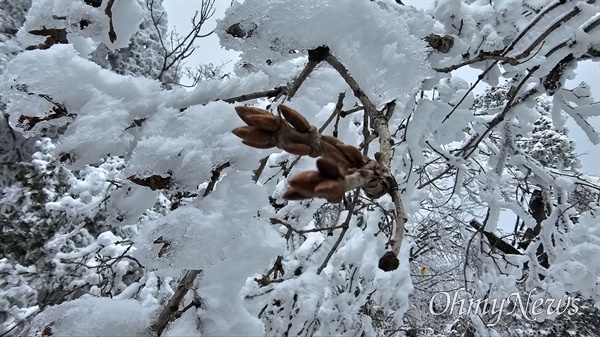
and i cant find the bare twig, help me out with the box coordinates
[319,92,345,133]
[152,269,202,336]
[202,161,231,197]
[286,60,320,100]
[389,180,406,257]
[510,6,582,61]
[270,217,346,235]
[252,155,269,182]
[460,65,540,159]
[434,53,518,73]
[339,106,364,118]
[255,256,285,287]
[502,0,566,56]
[324,54,378,115]
[224,87,286,103]
[105,0,117,43]
[149,0,216,85]
[317,191,360,274]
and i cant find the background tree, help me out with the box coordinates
[90,0,216,88]
[0,0,35,187]
[0,0,215,335]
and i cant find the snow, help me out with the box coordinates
[1,0,599,335]
[26,297,156,336]
[18,0,144,53]
[133,171,283,271]
[217,0,433,107]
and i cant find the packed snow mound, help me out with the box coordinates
[26,297,156,336]
[133,171,283,271]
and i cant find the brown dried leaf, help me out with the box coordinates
[58,151,77,163]
[42,326,53,337]
[153,236,169,244]
[378,251,399,271]
[109,30,117,43]
[158,242,171,258]
[84,0,102,7]
[26,28,68,50]
[128,174,171,190]
[279,104,310,133]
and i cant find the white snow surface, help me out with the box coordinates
[26,297,156,336]
[217,0,434,107]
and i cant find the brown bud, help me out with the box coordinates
[314,180,344,202]
[316,157,342,179]
[289,171,325,190]
[319,141,351,168]
[321,135,343,146]
[235,106,271,126]
[282,187,310,200]
[244,114,281,132]
[242,140,275,149]
[336,144,366,167]
[378,251,399,271]
[279,105,310,133]
[281,143,313,156]
[232,126,273,145]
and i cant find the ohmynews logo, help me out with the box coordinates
[429,288,580,326]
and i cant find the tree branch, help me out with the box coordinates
[151,269,201,336]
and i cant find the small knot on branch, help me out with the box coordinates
[308,45,331,62]
[378,251,400,271]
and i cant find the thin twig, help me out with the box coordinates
[202,162,231,197]
[510,6,582,60]
[105,0,116,42]
[319,92,345,133]
[286,60,320,99]
[224,87,286,103]
[317,191,360,275]
[151,269,202,336]
[270,217,347,234]
[324,55,378,114]
[461,65,540,159]
[252,155,269,182]
[324,52,408,260]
